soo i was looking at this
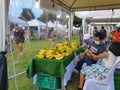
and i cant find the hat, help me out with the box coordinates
[115,23,120,28]
[22,27,25,30]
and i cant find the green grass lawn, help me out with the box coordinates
[7,35,80,90]
[8,40,60,90]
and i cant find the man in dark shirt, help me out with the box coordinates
[93,26,98,36]
[75,32,106,72]
[100,26,107,38]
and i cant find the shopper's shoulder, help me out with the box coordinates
[100,29,106,32]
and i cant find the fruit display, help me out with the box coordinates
[36,41,80,60]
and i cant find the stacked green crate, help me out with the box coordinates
[114,69,120,90]
[36,73,60,90]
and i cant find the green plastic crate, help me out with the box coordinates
[35,73,60,90]
[114,69,120,90]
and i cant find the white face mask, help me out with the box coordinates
[95,40,100,45]
[13,28,15,31]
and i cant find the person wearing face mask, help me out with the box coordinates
[74,32,106,72]
[78,41,120,90]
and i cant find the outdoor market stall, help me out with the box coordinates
[1,0,120,90]
[27,19,46,38]
[27,47,84,89]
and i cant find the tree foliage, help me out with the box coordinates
[37,11,56,23]
[73,15,82,27]
[37,11,82,26]
[19,8,35,21]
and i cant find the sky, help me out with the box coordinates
[9,0,43,18]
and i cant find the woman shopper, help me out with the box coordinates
[13,24,25,55]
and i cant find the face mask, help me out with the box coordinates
[95,40,100,45]
[13,28,15,31]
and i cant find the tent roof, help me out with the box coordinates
[75,9,120,23]
[84,9,120,18]
[48,21,55,27]
[9,16,27,24]
[27,19,46,27]
[87,18,120,23]
[47,0,120,11]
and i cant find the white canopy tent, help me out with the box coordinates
[48,21,55,28]
[72,26,80,34]
[57,23,63,30]
[75,9,120,37]
[9,16,27,25]
[27,19,46,27]
[27,19,46,37]
[40,0,61,15]
[76,9,120,18]
[42,0,120,12]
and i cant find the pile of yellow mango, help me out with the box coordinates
[36,42,79,60]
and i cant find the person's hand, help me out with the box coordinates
[87,49,93,55]
[79,49,88,60]
[86,49,94,59]
[80,54,84,60]
[87,53,93,59]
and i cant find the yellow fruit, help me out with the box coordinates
[71,42,79,51]
[55,43,63,48]
[36,42,79,60]
[57,47,64,53]
[54,54,65,60]
[65,52,70,56]
[56,55,64,60]
[36,54,45,58]
[64,41,70,46]
[46,54,54,59]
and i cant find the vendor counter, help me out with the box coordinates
[27,47,84,89]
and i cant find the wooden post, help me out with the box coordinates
[46,11,48,40]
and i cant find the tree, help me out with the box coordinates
[19,8,35,21]
[73,15,82,27]
[37,11,56,23]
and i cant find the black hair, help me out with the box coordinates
[94,32,105,40]
[14,24,18,27]
[109,42,120,56]
[101,26,104,29]
[117,27,120,31]
[94,26,97,29]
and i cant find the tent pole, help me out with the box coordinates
[69,12,74,41]
[27,24,30,42]
[38,25,40,39]
[0,0,7,52]
[46,11,48,40]
[82,17,86,46]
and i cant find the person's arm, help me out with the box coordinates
[88,50,108,61]
[80,49,88,60]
